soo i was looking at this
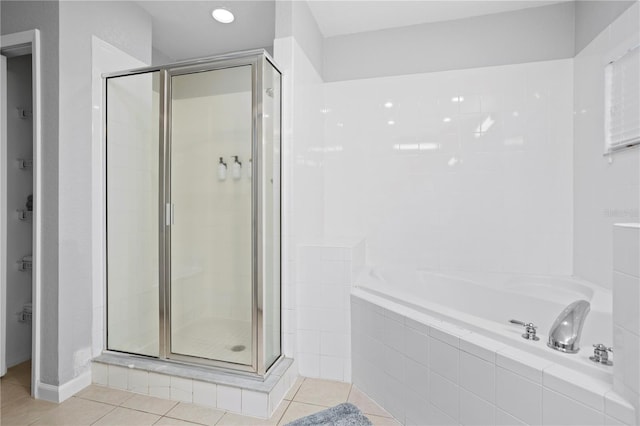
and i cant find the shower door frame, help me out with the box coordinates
[103,50,282,377]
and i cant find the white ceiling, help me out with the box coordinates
[136,1,275,62]
[308,0,570,38]
[136,0,571,61]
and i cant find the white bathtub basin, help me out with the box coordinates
[355,266,613,379]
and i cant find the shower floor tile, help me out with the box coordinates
[171,317,252,365]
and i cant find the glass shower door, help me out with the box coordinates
[169,65,253,365]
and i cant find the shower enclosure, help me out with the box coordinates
[104,51,281,375]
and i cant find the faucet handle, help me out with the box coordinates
[509,319,540,341]
[590,344,613,365]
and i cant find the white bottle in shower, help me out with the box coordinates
[247,158,252,179]
[218,157,227,181]
[232,156,242,180]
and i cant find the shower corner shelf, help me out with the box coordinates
[17,256,32,272]
[16,158,33,169]
[16,209,33,221]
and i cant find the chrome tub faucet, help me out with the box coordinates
[547,300,591,353]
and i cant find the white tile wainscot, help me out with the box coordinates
[296,238,366,381]
[91,356,298,419]
[613,223,640,425]
[351,292,636,425]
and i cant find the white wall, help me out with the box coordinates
[58,0,152,385]
[323,2,575,82]
[1,0,60,387]
[324,59,574,275]
[5,55,33,367]
[573,2,640,289]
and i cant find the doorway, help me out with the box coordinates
[0,29,42,399]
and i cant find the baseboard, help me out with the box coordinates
[37,370,92,403]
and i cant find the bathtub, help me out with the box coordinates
[357,266,612,377]
[350,267,633,425]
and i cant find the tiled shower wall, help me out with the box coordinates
[323,59,574,276]
[613,224,640,424]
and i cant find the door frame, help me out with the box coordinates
[0,29,42,397]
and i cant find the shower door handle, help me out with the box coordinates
[166,203,175,226]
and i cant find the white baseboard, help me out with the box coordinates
[37,370,92,403]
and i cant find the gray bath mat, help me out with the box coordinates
[285,403,373,426]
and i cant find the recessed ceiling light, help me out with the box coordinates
[384,101,393,108]
[387,120,395,125]
[212,8,234,23]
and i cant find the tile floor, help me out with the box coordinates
[1,362,400,426]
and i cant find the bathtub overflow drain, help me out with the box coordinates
[230,345,246,352]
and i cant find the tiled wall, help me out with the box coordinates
[91,361,298,419]
[324,59,573,276]
[612,224,640,424]
[274,35,326,362]
[574,2,640,289]
[351,292,635,425]
[296,239,365,381]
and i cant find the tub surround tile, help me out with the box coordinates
[404,326,429,365]
[543,364,609,412]
[404,357,429,399]
[495,407,527,426]
[429,336,459,383]
[613,272,640,335]
[430,323,471,348]
[350,293,628,426]
[542,388,604,426]
[459,387,495,426]
[460,333,506,363]
[427,403,457,426]
[428,371,459,421]
[496,347,553,384]
[606,414,627,426]
[496,366,542,425]
[404,316,430,335]
[613,226,640,278]
[460,350,495,404]
[605,390,636,425]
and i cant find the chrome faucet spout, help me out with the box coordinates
[547,300,590,353]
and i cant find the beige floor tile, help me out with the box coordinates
[216,400,290,426]
[93,406,160,425]
[348,386,391,418]
[75,384,134,406]
[367,414,402,425]
[154,417,201,425]
[0,396,57,425]
[292,378,351,407]
[122,393,179,415]
[31,396,115,425]
[1,381,31,407]
[2,361,31,388]
[277,401,326,426]
[164,402,224,425]
[283,377,304,401]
